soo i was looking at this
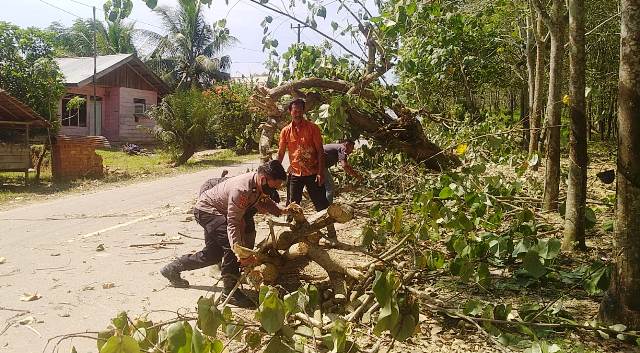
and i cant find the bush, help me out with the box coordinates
[203,83,265,153]
[149,89,209,166]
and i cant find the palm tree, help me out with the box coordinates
[49,18,136,56]
[141,0,236,89]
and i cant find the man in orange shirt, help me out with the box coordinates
[277,98,336,238]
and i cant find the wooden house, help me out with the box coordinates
[0,89,51,183]
[54,54,170,144]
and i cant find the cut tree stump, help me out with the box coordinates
[235,203,363,300]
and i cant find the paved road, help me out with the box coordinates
[0,161,261,353]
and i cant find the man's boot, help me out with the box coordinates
[160,261,190,288]
[222,276,256,308]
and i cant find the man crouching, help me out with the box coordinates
[160,160,290,308]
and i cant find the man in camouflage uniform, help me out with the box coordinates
[160,160,289,307]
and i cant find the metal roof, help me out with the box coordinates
[0,89,50,127]
[54,54,171,95]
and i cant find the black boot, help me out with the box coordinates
[222,277,256,308]
[160,262,190,288]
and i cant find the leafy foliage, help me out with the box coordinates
[0,22,65,130]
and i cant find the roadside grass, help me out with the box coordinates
[0,148,258,207]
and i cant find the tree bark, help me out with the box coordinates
[563,0,587,250]
[174,145,196,166]
[529,15,546,162]
[599,0,640,329]
[541,0,566,212]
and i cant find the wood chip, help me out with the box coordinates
[20,293,42,302]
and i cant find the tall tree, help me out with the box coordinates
[562,0,587,250]
[528,15,546,161]
[48,18,136,56]
[142,0,235,89]
[532,0,567,211]
[599,0,640,328]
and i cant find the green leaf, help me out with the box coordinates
[71,346,78,353]
[212,339,224,353]
[602,219,614,232]
[464,300,484,316]
[165,322,187,353]
[584,261,611,295]
[265,16,273,23]
[245,331,263,349]
[439,186,454,199]
[283,292,300,316]
[331,318,347,352]
[99,336,140,353]
[197,296,224,336]
[523,251,547,279]
[191,328,209,353]
[98,330,115,351]
[111,312,129,333]
[477,263,491,287]
[389,295,419,341]
[144,0,157,9]
[372,271,396,306]
[317,6,327,18]
[609,324,627,332]
[331,21,339,31]
[264,335,293,353]
[373,300,399,335]
[258,287,285,334]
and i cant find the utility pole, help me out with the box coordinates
[290,23,309,44]
[92,6,97,136]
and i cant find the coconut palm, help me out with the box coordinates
[141,0,236,89]
[48,18,136,56]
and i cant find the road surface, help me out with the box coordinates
[0,161,262,353]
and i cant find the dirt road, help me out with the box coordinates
[0,161,261,353]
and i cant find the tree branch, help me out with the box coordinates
[529,0,552,29]
[247,0,366,62]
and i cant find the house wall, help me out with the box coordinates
[58,86,120,140]
[117,87,157,143]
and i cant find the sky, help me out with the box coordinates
[1,0,365,76]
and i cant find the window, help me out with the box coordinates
[134,98,146,122]
[61,94,87,127]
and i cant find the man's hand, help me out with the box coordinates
[239,255,257,267]
[316,173,325,185]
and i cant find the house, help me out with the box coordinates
[54,54,171,144]
[231,73,270,87]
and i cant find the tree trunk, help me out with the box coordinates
[542,0,566,212]
[35,144,48,183]
[529,15,546,161]
[563,0,587,251]
[521,87,530,149]
[599,0,640,328]
[174,145,196,166]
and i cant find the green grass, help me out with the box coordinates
[0,148,258,207]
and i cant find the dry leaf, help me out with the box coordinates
[20,293,42,302]
[50,253,61,256]
[102,282,115,289]
[430,325,442,335]
[0,257,5,264]
[96,244,105,252]
[19,316,37,325]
